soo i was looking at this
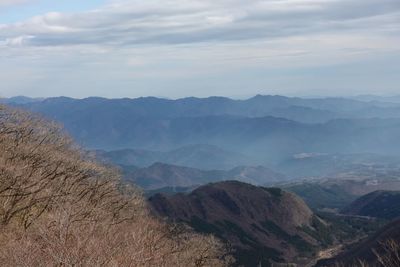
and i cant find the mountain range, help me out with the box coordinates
[96,144,253,170]
[119,162,287,190]
[13,95,400,122]
[8,95,400,167]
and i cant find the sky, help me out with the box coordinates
[0,0,399,99]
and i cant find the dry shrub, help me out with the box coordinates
[0,105,232,266]
[328,239,400,267]
[372,239,400,267]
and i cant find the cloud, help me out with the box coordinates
[0,0,399,48]
[0,0,399,98]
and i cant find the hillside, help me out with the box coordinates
[284,182,356,210]
[122,162,287,190]
[342,190,400,220]
[318,218,400,266]
[149,181,337,266]
[0,105,229,266]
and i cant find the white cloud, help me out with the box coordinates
[0,0,399,98]
[0,0,399,48]
[4,35,34,46]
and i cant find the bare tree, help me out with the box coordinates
[0,104,232,266]
[372,239,400,267]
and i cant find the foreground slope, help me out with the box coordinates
[0,105,229,266]
[149,181,335,266]
[318,218,400,266]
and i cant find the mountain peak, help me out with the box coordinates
[149,181,329,265]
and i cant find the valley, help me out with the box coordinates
[3,95,400,266]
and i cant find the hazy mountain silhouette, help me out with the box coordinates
[17,95,400,123]
[0,96,44,104]
[284,177,400,210]
[13,96,400,167]
[342,190,400,220]
[121,162,287,190]
[96,144,252,170]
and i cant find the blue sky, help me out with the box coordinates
[0,0,399,98]
[0,0,106,23]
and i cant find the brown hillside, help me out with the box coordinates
[0,105,230,266]
[150,181,332,266]
[318,218,400,267]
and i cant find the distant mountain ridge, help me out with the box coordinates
[15,94,400,122]
[283,177,400,210]
[0,96,44,104]
[96,144,253,170]
[121,162,287,190]
[342,190,400,220]
[277,152,400,178]
[353,94,400,104]
[10,95,400,167]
